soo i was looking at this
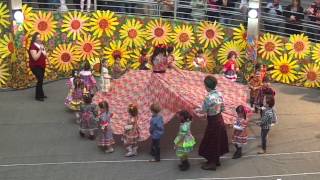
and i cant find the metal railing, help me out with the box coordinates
[16,0,320,42]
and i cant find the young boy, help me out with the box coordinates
[149,103,164,162]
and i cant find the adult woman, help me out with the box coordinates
[93,45,248,141]
[28,32,48,101]
[284,0,304,36]
[196,75,229,171]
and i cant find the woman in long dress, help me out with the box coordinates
[93,45,248,141]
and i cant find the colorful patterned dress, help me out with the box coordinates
[248,75,263,106]
[122,117,139,145]
[93,56,248,140]
[232,117,248,145]
[79,70,97,95]
[174,121,196,158]
[64,78,83,111]
[97,112,115,147]
[79,104,98,134]
[223,59,237,81]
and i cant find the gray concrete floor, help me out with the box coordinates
[0,80,320,180]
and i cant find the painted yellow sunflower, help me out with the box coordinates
[0,34,15,59]
[171,48,184,69]
[233,24,247,48]
[130,48,152,70]
[88,58,102,76]
[217,41,245,67]
[22,4,34,31]
[286,34,310,59]
[298,64,320,88]
[104,41,130,68]
[146,18,172,45]
[119,18,146,48]
[61,11,90,40]
[76,34,101,61]
[270,54,299,84]
[50,44,81,73]
[29,11,57,41]
[171,24,195,49]
[186,48,215,72]
[0,2,10,34]
[311,43,320,65]
[258,33,284,61]
[90,10,119,38]
[0,60,9,87]
[197,21,224,48]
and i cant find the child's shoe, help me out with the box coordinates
[105,147,114,153]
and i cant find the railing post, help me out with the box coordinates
[94,0,97,11]
[246,0,260,68]
[174,0,178,20]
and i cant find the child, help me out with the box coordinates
[79,94,98,140]
[97,101,115,153]
[223,51,239,81]
[149,103,164,162]
[248,70,263,112]
[112,54,126,79]
[232,105,249,159]
[65,74,84,123]
[256,78,276,117]
[174,110,196,171]
[100,59,112,94]
[257,97,276,154]
[80,61,97,97]
[139,48,149,70]
[193,49,206,71]
[122,104,140,157]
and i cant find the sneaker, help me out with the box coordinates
[105,148,114,153]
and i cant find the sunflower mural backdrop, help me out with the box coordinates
[1,4,320,89]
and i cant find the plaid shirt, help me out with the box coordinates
[260,108,273,129]
[202,89,225,116]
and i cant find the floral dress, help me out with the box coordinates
[79,104,98,133]
[65,78,84,111]
[122,117,139,145]
[97,112,115,147]
[174,121,196,158]
[232,117,248,145]
[80,70,97,95]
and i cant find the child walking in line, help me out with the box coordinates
[123,104,140,157]
[139,48,149,70]
[80,61,97,97]
[257,97,275,154]
[256,77,276,117]
[232,105,249,159]
[248,70,263,112]
[97,101,115,153]
[174,110,196,171]
[100,59,112,94]
[149,103,164,162]
[79,94,98,140]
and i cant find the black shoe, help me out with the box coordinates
[232,148,242,159]
[35,97,44,101]
[79,131,85,138]
[43,95,48,98]
[88,135,96,140]
[179,160,190,171]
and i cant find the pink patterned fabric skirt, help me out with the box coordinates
[93,70,248,141]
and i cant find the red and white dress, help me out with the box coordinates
[232,117,248,145]
[93,56,248,140]
[223,59,237,81]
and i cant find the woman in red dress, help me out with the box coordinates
[28,32,49,101]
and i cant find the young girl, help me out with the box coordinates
[174,110,196,171]
[100,59,112,94]
[248,70,263,111]
[112,54,126,79]
[256,78,276,117]
[79,94,98,140]
[232,105,249,159]
[65,74,84,123]
[80,61,97,97]
[123,104,140,157]
[149,103,164,162]
[97,101,115,153]
[193,49,206,71]
[139,48,149,70]
[223,51,239,81]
